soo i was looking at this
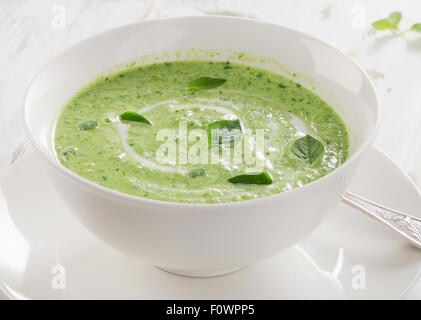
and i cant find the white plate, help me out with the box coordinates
[0,147,420,300]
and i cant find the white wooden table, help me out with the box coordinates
[1,0,421,299]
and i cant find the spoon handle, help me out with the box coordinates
[342,191,421,249]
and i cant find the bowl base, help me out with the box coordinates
[156,265,247,278]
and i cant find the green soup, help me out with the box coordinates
[55,60,349,203]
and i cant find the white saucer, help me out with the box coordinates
[1,147,421,300]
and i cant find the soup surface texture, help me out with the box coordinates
[55,60,349,203]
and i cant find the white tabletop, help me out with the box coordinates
[1,0,421,299]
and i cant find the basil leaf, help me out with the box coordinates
[188,168,208,178]
[388,11,402,26]
[228,172,273,185]
[410,23,421,32]
[372,11,402,30]
[207,119,242,148]
[79,120,99,131]
[119,111,152,125]
[291,135,324,165]
[187,77,227,90]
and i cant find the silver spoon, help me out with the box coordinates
[342,191,421,249]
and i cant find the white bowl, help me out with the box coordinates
[23,16,379,277]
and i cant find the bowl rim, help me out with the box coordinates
[22,15,380,209]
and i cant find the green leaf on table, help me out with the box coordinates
[187,77,227,90]
[119,111,152,125]
[228,172,273,185]
[372,11,402,30]
[79,120,99,131]
[410,23,421,32]
[291,135,324,165]
[207,119,242,148]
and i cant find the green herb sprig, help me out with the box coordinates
[372,12,421,34]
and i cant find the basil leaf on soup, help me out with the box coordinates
[291,135,324,165]
[188,168,208,178]
[207,119,242,148]
[79,120,99,131]
[119,111,152,125]
[187,77,227,90]
[228,172,273,185]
